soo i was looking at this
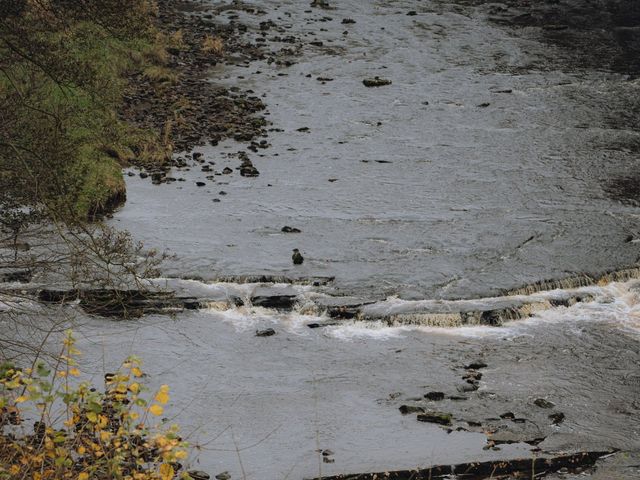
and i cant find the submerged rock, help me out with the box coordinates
[465,361,488,370]
[534,398,555,409]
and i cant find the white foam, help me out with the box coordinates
[172,278,640,340]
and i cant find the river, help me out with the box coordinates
[90,0,640,478]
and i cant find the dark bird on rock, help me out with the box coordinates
[292,249,304,265]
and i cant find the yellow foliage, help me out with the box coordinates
[149,404,164,416]
[0,332,190,480]
[155,385,170,405]
[160,463,174,480]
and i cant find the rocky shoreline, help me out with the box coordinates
[120,0,275,183]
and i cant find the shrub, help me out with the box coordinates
[0,331,191,480]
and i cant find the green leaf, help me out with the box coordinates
[36,361,51,378]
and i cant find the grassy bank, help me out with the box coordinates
[0,1,173,222]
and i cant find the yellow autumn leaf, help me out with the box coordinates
[69,367,80,377]
[159,463,174,480]
[78,473,88,480]
[15,395,29,403]
[98,415,108,429]
[155,385,170,405]
[131,367,143,377]
[86,412,98,423]
[174,450,188,460]
[129,382,140,394]
[149,404,164,416]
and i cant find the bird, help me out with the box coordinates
[292,248,304,265]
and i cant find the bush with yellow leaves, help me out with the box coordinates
[0,331,191,480]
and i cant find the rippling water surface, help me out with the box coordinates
[113,0,640,300]
[93,0,640,477]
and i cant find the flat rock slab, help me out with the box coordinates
[310,451,611,480]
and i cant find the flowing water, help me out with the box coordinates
[89,0,640,477]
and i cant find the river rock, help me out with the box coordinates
[549,412,565,424]
[399,405,425,415]
[363,77,392,87]
[417,411,453,426]
[424,391,445,401]
[240,164,260,177]
[457,383,479,393]
[256,328,276,337]
[292,248,304,265]
[0,269,32,283]
[188,471,210,480]
[534,398,555,409]
[465,361,488,370]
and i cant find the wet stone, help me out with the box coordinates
[188,471,210,480]
[424,391,445,401]
[0,269,32,283]
[240,164,260,177]
[255,328,276,337]
[534,398,555,409]
[465,361,488,370]
[399,405,425,415]
[363,77,392,87]
[417,412,453,426]
[457,383,479,393]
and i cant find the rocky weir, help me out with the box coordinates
[2,274,605,323]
